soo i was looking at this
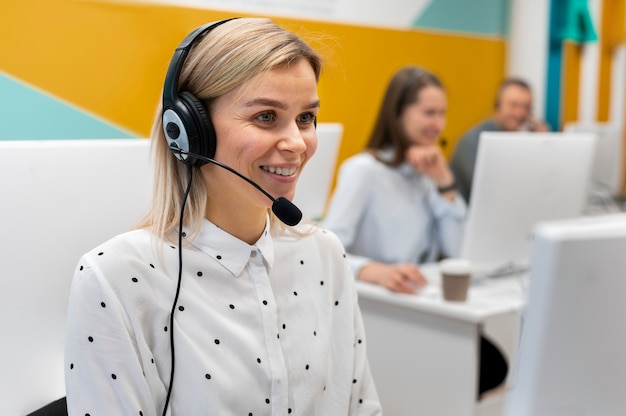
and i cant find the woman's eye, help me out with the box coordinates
[423,109,446,117]
[257,112,276,123]
[298,113,315,124]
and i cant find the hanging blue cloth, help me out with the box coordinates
[550,0,598,43]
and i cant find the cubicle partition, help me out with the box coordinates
[0,139,153,414]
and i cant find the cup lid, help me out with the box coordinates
[439,258,472,275]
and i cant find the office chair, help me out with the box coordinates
[26,397,67,416]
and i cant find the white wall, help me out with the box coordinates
[133,0,431,27]
[506,0,551,120]
[610,45,626,128]
[578,0,603,123]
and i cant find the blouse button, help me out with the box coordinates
[250,250,257,258]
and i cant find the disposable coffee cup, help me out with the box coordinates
[439,258,472,302]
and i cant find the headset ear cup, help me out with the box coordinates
[178,91,217,162]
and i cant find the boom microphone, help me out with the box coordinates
[171,147,303,226]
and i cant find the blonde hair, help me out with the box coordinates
[138,18,322,243]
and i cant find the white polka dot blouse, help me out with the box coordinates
[64,218,382,415]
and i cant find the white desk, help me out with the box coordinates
[357,264,526,416]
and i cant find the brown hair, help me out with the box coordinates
[366,66,444,166]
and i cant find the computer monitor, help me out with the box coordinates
[293,122,343,221]
[460,131,596,273]
[0,139,153,415]
[504,213,626,416]
[564,121,623,196]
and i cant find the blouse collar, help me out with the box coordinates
[189,215,275,277]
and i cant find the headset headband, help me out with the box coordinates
[162,18,238,112]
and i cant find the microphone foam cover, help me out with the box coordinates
[272,197,302,226]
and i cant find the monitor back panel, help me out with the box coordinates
[293,122,343,221]
[460,132,595,268]
[504,213,626,416]
[564,122,623,195]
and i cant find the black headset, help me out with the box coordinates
[161,18,239,166]
[160,19,241,416]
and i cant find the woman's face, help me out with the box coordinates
[206,59,319,215]
[400,85,447,146]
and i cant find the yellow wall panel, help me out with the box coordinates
[562,41,581,124]
[1,0,505,164]
[597,0,625,121]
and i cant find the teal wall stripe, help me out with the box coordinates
[413,0,510,36]
[545,0,563,131]
[0,72,136,140]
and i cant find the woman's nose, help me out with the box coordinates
[277,124,308,153]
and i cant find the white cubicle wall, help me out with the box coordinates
[0,139,153,415]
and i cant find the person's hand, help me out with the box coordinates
[528,119,550,132]
[405,145,454,187]
[405,145,457,200]
[358,262,427,294]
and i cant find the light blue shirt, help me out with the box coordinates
[323,151,466,276]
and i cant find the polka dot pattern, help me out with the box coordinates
[64,223,380,414]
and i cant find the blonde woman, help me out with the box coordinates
[65,18,381,415]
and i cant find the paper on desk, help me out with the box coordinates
[415,283,441,299]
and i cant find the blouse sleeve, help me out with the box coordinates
[426,182,467,258]
[65,254,162,416]
[323,157,374,276]
[318,228,382,415]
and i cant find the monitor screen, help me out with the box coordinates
[460,132,596,273]
[504,213,626,416]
